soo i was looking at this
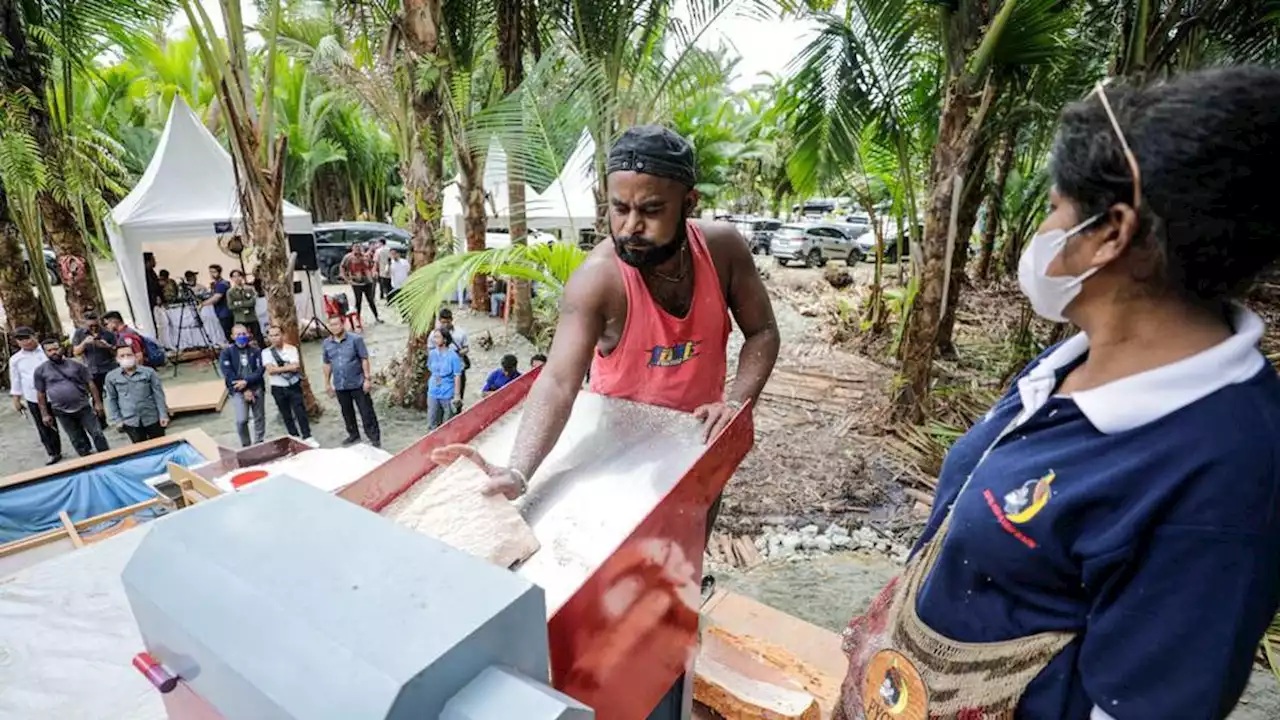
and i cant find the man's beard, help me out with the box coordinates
[613,213,688,270]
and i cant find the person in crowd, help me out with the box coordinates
[219,324,266,447]
[488,276,508,317]
[227,269,263,345]
[436,307,470,397]
[375,238,393,300]
[70,311,118,420]
[388,247,411,305]
[426,328,465,429]
[9,326,61,465]
[830,68,1280,720]
[144,252,163,309]
[530,353,547,369]
[340,242,382,324]
[262,325,312,441]
[203,264,234,342]
[35,337,109,457]
[322,314,380,447]
[481,354,521,397]
[158,269,180,304]
[182,270,207,297]
[102,311,144,357]
[104,344,168,443]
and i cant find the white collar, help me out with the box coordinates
[1017,304,1268,434]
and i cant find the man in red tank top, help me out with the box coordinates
[439,125,778,502]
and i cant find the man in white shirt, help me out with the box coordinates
[436,307,470,399]
[374,239,393,300]
[387,247,411,303]
[8,326,61,464]
[262,325,312,440]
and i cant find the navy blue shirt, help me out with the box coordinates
[914,306,1280,719]
[322,333,369,392]
[219,345,265,392]
[481,368,520,394]
[211,279,232,319]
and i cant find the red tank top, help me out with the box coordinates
[589,222,730,412]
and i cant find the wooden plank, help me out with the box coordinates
[166,380,228,415]
[700,590,849,719]
[695,627,821,719]
[0,429,220,490]
[0,496,164,559]
[58,511,85,549]
[167,462,224,502]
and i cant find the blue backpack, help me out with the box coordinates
[140,334,167,367]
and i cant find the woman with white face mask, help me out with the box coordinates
[837,66,1280,720]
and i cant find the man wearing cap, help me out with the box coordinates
[8,327,62,465]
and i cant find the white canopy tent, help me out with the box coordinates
[107,96,322,340]
[441,131,599,249]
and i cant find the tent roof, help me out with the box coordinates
[110,96,311,244]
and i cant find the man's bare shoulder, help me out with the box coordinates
[562,241,624,310]
[695,220,752,260]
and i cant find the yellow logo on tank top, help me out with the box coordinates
[1002,470,1055,524]
[647,341,699,368]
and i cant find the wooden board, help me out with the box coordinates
[380,457,541,568]
[165,380,228,415]
[697,590,849,720]
[694,626,821,719]
[0,429,221,490]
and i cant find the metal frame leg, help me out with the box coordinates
[647,671,693,720]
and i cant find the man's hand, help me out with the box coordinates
[245,389,256,403]
[692,401,739,444]
[160,418,169,428]
[92,401,103,416]
[431,444,526,500]
[12,396,23,414]
[452,397,463,414]
[326,384,335,396]
[42,412,54,428]
[362,379,371,393]
[233,379,247,391]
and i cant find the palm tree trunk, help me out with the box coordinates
[975,129,1015,282]
[894,77,996,423]
[0,205,54,338]
[459,154,489,312]
[936,145,992,358]
[499,0,533,339]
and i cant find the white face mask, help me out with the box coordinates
[1017,214,1103,322]
[120,357,137,369]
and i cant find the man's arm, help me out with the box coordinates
[34,370,51,421]
[505,266,607,482]
[71,331,88,357]
[87,369,104,412]
[244,349,265,386]
[152,371,169,424]
[105,377,121,425]
[694,225,781,441]
[9,360,23,411]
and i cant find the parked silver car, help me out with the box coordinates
[770,223,860,267]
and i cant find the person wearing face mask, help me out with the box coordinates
[432,125,779,503]
[103,345,168,443]
[219,324,266,447]
[34,337,109,457]
[836,67,1280,720]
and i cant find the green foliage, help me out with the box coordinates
[393,241,588,338]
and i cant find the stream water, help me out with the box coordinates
[713,552,1280,719]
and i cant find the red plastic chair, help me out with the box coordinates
[323,295,363,331]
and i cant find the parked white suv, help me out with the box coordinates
[770,223,860,267]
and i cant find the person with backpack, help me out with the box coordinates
[102,311,166,368]
[262,324,312,441]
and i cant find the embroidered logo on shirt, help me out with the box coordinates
[647,341,698,368]
[1003,470,1055,524]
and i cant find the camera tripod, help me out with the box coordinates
[169,289,221,378]
[299,271,331,339]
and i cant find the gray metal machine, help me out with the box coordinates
[121,477,593,719]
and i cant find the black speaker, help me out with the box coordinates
[288,233,319,271]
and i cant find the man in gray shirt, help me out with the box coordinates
[322,315,380,448]
[34,337,109,457]
[104,344,169,444]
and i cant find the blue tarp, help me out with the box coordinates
[0,442,207,543]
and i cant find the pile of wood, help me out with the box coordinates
[706,532,764,570]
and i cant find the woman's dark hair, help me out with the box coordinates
[501,354,518,371]
[1051,66,1280,303]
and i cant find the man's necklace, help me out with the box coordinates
[648,245,688,283]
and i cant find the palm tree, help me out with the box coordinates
[497,0,534,338]
[0,0,172,325]
[183,0,323,416]
[894,0,1076,423]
